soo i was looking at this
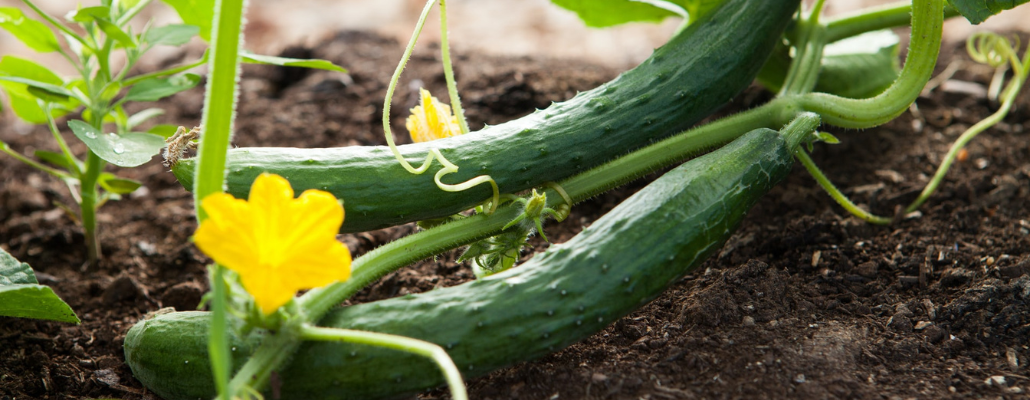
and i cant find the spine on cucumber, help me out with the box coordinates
[127,126,798,400]
[172,0,799,233]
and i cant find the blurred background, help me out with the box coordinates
[1,0,1029,74]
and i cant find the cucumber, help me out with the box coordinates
[126,125,801,400]
[171,0,799,233]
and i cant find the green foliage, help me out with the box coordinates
[0,7,60,52]
[550,0,726,27]
[68,120,167,167]
[144,24,200,46]
[123,73,201,102]
[0,248,79,323]
[159,0,213,40]
[948,0,1030,24]
[241,51,348,73]
[0,56,78,123]
[816,30,901,99]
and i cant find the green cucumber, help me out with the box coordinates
[172,0,799,233]
[126,124,803,400]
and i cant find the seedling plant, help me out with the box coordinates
[116,0,1030,399]
[0,0,343,268]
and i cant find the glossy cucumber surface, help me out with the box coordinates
[127,126,796,400]
[172,0,800,233]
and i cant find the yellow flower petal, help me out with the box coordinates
[407,88,462,143]
[193,173,352,315]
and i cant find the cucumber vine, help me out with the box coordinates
[115,0,1030,399]
[381,0,501,213]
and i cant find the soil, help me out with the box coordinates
[2,29,1029,400]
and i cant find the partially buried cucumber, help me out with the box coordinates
[126,119,811,399]
[171,0,800,233]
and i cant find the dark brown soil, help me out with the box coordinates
[2,30,1029,400]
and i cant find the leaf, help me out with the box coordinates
[159,0,213,41]
[96,18,136,48]
[0,247,80,323]
[0,7,60,53]
[550,0,726,27]
[34,150,76,170]
[816,30,901,99]
[947,0,1030,24]
[148,124,180,139]
[241,51,347,73]
[66,6,111,23]
[144,24,199,46]
[126,108,165,130]
[123,73,200,102]
[98,173,143,194]
[68,120,166,167]
[551,0,679,27]
[0,56,78,124]
[0,249,36,285]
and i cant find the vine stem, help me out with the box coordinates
[793,0,944,129]
[796,149,892,225]
[439,0,470,135]
[380,0,500,211]
[906,38,1030,213]
[299,325,468,400]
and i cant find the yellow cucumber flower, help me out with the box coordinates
[193,173,352,315]
[407,88,462,142]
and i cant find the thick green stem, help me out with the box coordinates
[825,1,959,43]
[79,151,104,267]
[794,0,944,128]
[195,0,247,398]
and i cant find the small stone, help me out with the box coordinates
[742,316,756,327]
[922,325,946,343]
[102,275,145,304]
[914,321,933,330]
[855,261,879,278]
[939,268,974,287]
[71,344,86,357]
[888,314,913,333]
[93,369,120,387]
[591,372,608,383]
[985,375,1007,387]
[161,281,204,311]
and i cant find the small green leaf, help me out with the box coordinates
[816,131,840,144]
[0,247,79,323]
[34,150,76,170]
[241,51,347,73]
[0,7,61,53]
[66,6,111,23]
[127,108,165,130]
[68,120,166,167]
[947,0,1030,24]
[27,85,70,103]
[98,173,143,194]
[96,18,136,48]
[0,56,77,123]
[148,124,180,139]
[816,30,901,99]
[551,0,678,27]
[123,73,200,102]
[159,0,213,41]
[144,24,199,46]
